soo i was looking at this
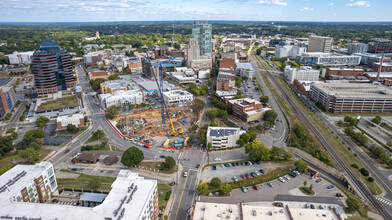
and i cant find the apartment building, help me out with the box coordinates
[284,66,320,84]
[0,86,17,120]
[308,36,333,53]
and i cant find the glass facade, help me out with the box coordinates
[192,20,212,56]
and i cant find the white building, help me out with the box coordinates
[197,69,211,79]
[167,67,197,84]
[189,58,212,69]
[162,90,194,105]
[275,45,306,58]
[1,169,158,220]
[0,162,57,204]
[297,52,361,66]
[236,62,254,78]
[6,51,34,65]
[56,113,84,130]
[100,90,143,108]
[284,66,320,84]
[206,127,243,148]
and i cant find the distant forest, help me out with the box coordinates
[0,21,391,55]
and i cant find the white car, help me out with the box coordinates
[183,171,188,177]
[214,158,222,161]
[278,177,285,183]
[284,175,290,180]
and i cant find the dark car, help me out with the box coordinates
[289,172,297,178]
[235,162,240,166]
[64,149,70,154]
[160,155,167,158]
[316,178,322,183]
[250,172,257,177]
[310,204,315,209]
[231,163,236,167]
[259,169,265,174]
[196,164,200,168]
[212,165,217,170]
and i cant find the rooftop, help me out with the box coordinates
[207,127,240,138]
[302,52,359,57]
[228,98,262,107]
[366,72,392,78]
[311,83,392,99]
[236,62,254,71]
[36,94,79,112]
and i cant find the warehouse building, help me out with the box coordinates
[309,83,392,113]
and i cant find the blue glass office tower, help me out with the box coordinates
[192,20,212,56]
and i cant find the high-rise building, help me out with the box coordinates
[308,36,333,53]
[0,86,16,119]
[32,38,74,95]
[347,43,368,54]
[192,20,212,56]
[368,39,392,53]
[186,38,200,67]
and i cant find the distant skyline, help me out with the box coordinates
[0,0,391,22]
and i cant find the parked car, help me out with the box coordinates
[284,175,290,180]
[310,204,315,209]
[231,163,236,167]
[254,171,260,176]
[232,176,238,182]
[242,186,247,193]
[196,164,200,168]
[214,158,222,161]
[250,172,257,177]
[248,161,253,166]
[253,185,258,190]
[235,162,240,166]
[212,165,217,170]
[220,164,225,168]
[68,192,74,197]
[241,174,246,179]
[183,171,188,177]
[289,172,297,178]
[160,155,167,158]
[316,178,322,183]
[76,192,81,197]
[319,205,324,210]
[327,184,334,189]
[259,169,265,174]
[278,177,285,183]
[267,182,273,187]
[224,164,228,167]
[336,193,344,197]
[245,173,250,179]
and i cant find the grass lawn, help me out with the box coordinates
[37,95,79,111]
[139,161,176,174]
[299,187,315,195]
[0,148,52,175]
[85,135,108,144]
[57,171,116,192]
[158,183,172,210]
[381,123,392,132]
[229,167,290,189]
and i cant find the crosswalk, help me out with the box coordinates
[376,197,392,206]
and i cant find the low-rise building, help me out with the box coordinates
[167,68,197,84]
[189,58,212,69]
[99,90,143,108]
[284,66,320,84]
[353,53,392,66]
[297,52,361,66]
[309,83,392,113]
[72,152,100,164]
[56,113,85,130]
[236,63,254,78]
[206,127,242,148]
[32,92,82,119]
[89,71,110,80]
[100,79,139,94]
[326,67,364,79]
[0,86,17,120]
[228,98,265,122]
[372,62,392,72]
[83,49,113,65]
[162,90,193,105]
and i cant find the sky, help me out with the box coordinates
[0,0,391,22]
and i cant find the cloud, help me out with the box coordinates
[300,7,314,11]
[329,2,334,6]
[257,0,287,6]
[346,1,371,7]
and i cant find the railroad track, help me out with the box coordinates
[253,53,390,219]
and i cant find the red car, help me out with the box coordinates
[245,173,250,179]
[241,174,246,179]
[64,149,70,154]
[253,185,258,190]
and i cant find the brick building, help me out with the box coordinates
[227,98,264,122]
[326,68,364,79]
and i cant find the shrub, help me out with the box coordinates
[367,177,374,182]
[351,164,359,169]
[164,191,172,200]
[360,168,369,176]
[210,177,222,188]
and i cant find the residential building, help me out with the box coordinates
[1,169,158,220]
[88,71,110,80]
[326,67,364,79]
[56,113,85,130]
[308,36,333,53]
[347,43,368,54]
[227,98,265,122]
[162,90,193,105]
[31,38,74,95]
[216,71,236,91]
[297,52,361,66]
[0,162,57,204]
[5,51,34,65]
[206,127,242,148]
[126,61,143,74]
[0,86,16,120]
[187,38,200,67]
[284,66,319,84]
[192,20,212,56]
[368,39,392,53]
[309,83,392,113]
[72,152,100,164]
[99,90,143,108]
[275,45,306,58]
[236,63,254,78]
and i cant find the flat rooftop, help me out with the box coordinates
[366,72,392,77]
[312,83,392,99]
[208,127,240,138]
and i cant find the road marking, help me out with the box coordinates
[357,155,392,194]
[174,169,190,220]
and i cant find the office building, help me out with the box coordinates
[1,169,158,220]
[5,51,34,65]
[227,98,265,122]
[187,38,200,67]
[297,52,361,66]
[309,83,392,113]
[206,127,242,148]
[347,43,368,55]
[0,86,16,120]
[308,36,333,53]
[99,90,143,108]
[189,58,212,69]
[275,45,306,58]
[236,63,254,78]
[162,90,194,105]
[100,79,139,94]
[167,67,197,84]
[32,39,74,95]
[368,39,392,54]
[0,162,57,204]
[284,66,320,84]
[83,49,113,65]
[56,113,85,130]
[192,20,212,56]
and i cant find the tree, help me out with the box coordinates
[108,74,119,80]
[105,106,120,119]
[236,139,245,147]
[208,143,212,150]
[188,135,195,144]
[371,116,382,125]
[19,148,39,163]
[344,116,358,126]
[210,177,222,188]
[206,108,219,120]
[303,181,307,186]
[240,133,250,143]
[92,129,105,141]
[36,116,49,128]
[22,129,44,147]
[197,183,208,194]
[11,131,18,139]
[256,48,262,55]
[164,156,176,170]
[19,115,25,122]
[295,160,308,172]
[245,140,271,161]
[88,177,102,191]
[270,146,293,161]
[192,99,205,115]
[346,196,360,211]
[192,125,199,131]
[5,113,12,120]
[0,136,13,157]
[220,183,232,195]
[235,76,242,88]
[67,124,78,133]
[121,147,144,167]
[360,168,369,176]
[248,131,257,142]
[263,110,278,124]
[260,96,269,104]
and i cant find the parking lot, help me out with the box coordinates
[200,173,345,205]
[201,161,289,182]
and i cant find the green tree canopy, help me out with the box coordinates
[108,74,119,80]
[220,183,232,195]
[210,177,222,188]
[371,116,381,125]
[19,148,39,164]
[67,124,78,133]
[346,196,360,211]
[105,106,120,119]
[36,116,49,128]
[197,183,208,194]
[121,146,144,167]
[264,110,278,125]
[164,156,176,170]
[245,140,271,161]
[240,133,250,143]
[260,95,269,104]
[294,160,308,172]
[88,177,102,191]
[206,108,219,120]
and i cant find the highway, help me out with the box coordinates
[252,51,391,219]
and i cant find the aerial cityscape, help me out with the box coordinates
[1,1,392,220]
